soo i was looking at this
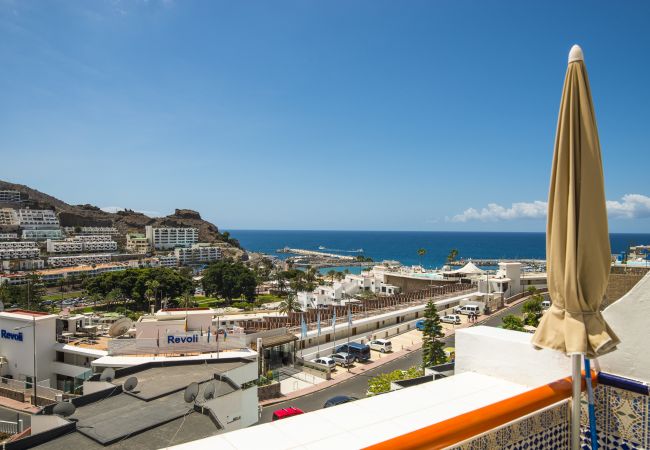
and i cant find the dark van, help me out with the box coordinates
[335,342,371,362]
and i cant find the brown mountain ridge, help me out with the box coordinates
[0,180,242,253]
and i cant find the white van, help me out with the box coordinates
[541,300,551,309]
[454,304,481,316]
[369,339,392,353]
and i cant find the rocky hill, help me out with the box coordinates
[0,180,244,257]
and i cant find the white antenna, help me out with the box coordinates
[184,382,199,403]
[100,368,116,382]
[53,401,76,418]
[123,377,138,392]
[108,318,133,338]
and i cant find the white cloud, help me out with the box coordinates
[450,201,548,223]
[101,206,163,217]
[606,194,650,219]
[449,194,650,222]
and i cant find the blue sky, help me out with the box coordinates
[1,0,649,232]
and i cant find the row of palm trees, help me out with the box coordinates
[416,248,460,267]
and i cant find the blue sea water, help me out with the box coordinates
[227,230,650,269]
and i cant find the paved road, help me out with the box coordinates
[259,300,527,423]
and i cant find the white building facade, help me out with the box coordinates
[22,229,63,241]
[0,241,40,260]
[145,226,198,250]
[47,254,112,268]
[17,209,59,229]
[0,190,21,203]
[175,244,221,266]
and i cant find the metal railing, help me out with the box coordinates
[0,419,20,435]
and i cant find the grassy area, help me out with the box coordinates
[194,296,226,307]
[42,290,84,301]
[256,294,284,303]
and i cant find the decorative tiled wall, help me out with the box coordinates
[581,383,649,449]
[450,400,570,450]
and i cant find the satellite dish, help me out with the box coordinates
[53,401,76,418]
[100,368,116,382]
[108,318,133,338]
[184,382,199,403]
[123,377,138,392]
[203,382,215,401]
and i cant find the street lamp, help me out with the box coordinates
[15,316,37,406]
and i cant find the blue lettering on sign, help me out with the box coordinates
[0,330,23,342]
[166,335,199,344]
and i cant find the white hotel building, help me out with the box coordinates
[0,190,21,203]
[64,226,119,235]
[47,254,112,268]
[0,208,18,225]
[145,226,198,250]
[175,244,221,266]
[21,229,63,241]
[0,241,41,260]
[46,238,117,254]
[16,209,59,229]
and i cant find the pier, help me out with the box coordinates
[448,258,546,267]
[277,247,356,260]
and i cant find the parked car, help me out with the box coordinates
[441,314,462,325]
[453,304,481,316]
[311,357,337,371]
[272,407,304,421]
[323,395,358,408]
[415,319,425,331]
[335,343,371,362]
[330,352,355,367]
[369,339,392,353]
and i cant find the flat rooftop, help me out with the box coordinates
[110,361,244,400]
[172,372,529,450]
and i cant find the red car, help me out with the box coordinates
[272,407,304,421]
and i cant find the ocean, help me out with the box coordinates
[227,230,650,270]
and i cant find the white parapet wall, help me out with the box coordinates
[455,326,572,388]
[599,271,650,384]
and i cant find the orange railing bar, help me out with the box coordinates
[364,372,596,450]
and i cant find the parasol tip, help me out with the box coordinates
[568,45,584,63]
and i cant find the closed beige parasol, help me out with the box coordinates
[532,45,619,358]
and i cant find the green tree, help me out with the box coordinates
[278,293,302,315]
[446,248,459,264]
[327,270,336,283]
[180,290,195,308]
[501,314,525,331]
[417,248,427,267]
[202,259,257,302]
[367,366,424,396]
[421,299,446,368]
[522,295,544,327]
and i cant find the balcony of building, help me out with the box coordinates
[170,271,650,450]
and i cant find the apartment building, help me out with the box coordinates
[83,240,117,252]
[0,233,18,241]
[47,254,111,268]
[16,209,60,229]
[1,259,44,271]
[0,241,40,260]
[64,226,119,235]
[46,239,83,254]
[70,234,113,242]
[156,255,178,267]
[0,208,18,225]
[46,238,117,254]
[0,190,21,203]
[145,226,198,250]
[175,244,222,266]
[22,229,63,241]
[126,233,150,254]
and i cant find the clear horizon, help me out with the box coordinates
[1,1,649,232]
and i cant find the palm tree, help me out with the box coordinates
[145,280,160,310]
[327,270,336,283]
[447,248,459,264]
[417,248,427,267]
[278,293,302,315]
[145,288,154,312]
[180,291,194,308]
